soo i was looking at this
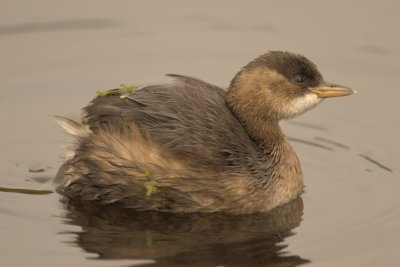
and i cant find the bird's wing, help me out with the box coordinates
[83,75,258,169]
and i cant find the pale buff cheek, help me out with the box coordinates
[282,93,322,119]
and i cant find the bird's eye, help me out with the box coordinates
[293,75,304,83]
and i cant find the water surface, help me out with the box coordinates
[1,1,399,266]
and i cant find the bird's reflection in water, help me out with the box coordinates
[60,197,309,267]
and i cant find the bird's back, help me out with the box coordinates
[83,75,258,170]
[56,75,266,213]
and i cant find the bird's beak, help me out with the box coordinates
[309,83,357,98]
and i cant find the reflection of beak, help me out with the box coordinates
[310,83,357,98]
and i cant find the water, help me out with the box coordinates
[1,0,399,266]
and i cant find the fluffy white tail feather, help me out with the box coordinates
[54,116,90,137]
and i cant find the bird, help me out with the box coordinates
[55,51,355,214]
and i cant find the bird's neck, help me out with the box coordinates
[246,119,295,170]
[244,118,284,145]
[227,105,285,146]
[226,84,304,207]
[250,119,304,208]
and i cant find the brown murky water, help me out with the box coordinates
[1,1,399,266]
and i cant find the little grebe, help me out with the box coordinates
[55,51,355,213]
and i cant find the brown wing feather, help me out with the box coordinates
[83,75,258,170]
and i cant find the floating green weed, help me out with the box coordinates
[95,90,115,96]
[0,187,53,195]
[119,83,136,93]
[143,170,158,197]
[142,171,175,208]
[161,194,175,209]
[96,83,143,99]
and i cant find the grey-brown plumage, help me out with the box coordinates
[55,51,355,213]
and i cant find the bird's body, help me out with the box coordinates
[56,51,354,213]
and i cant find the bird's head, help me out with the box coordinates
[227,51,355,121]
